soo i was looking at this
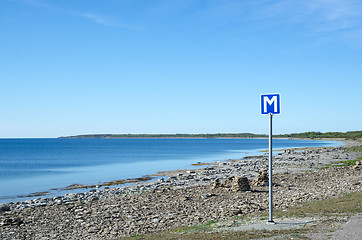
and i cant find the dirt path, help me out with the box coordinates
[330,214,362,240]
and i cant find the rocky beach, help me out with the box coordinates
[0,140,361,239]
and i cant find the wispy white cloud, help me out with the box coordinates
[76,13,112,26]
[303,0,362,31]
[243,0,362,45]
[19,0,139,30]
[14,0,362,44]
[73,12,140,30]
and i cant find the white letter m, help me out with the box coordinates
[264,96,277,113]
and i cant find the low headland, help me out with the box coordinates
[60,130,362,139]
[1,137,361,239]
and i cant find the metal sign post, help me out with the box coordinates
[268,113,273,223]
[261,93,281,223]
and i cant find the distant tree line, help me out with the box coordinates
[61,131,362,139]
[62,133,268,139]
[276,131,362,140]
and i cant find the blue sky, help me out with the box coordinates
[0,0,361,138]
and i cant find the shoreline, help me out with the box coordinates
[59,130,362,140]
[1,140,361,239]
[0,139,342,203]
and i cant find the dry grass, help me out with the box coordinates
[273,192,362,218]
[121,192,362,240]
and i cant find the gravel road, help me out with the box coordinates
[330,214,362,240]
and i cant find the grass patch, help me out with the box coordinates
[273,192,362,218]
[323,144,362,168]
[324,155,362,168]
[120,192,362,240]
[237,192,362,221]
[346,146,362,152]
[177,220,219,232]
[121,229,313,240]
[259,149,283,153]
[191,162,217,166]
[331,158,360,167]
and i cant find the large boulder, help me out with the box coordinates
[0,204,10,212]
[253,169,269,186]
[231,176,251,191]
[211,176,250,191]
[211,178,222,189]
[353,161,362,169]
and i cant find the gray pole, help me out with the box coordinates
[268,113,274,223]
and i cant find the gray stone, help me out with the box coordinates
[0,204,10,212]
[211,179,222,189]
[231,176,250,191]
[253,169,268,186]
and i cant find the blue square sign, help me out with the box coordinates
[261,93,281,114]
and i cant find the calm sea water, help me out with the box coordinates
[0,138,341,203]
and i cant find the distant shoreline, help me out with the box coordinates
[59,131,362,140]
[59,133,268,139]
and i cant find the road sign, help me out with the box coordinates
[261,94,281,115]
[260,93,281,223]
